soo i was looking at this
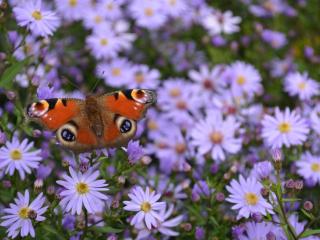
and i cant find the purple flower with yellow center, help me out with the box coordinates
[126,64,160,89]
[261,107,309,148]
[96,0,124,20]
[0,138,42,180]
[129,0,167,29]
[123,186,166,230]
[237,221,284,240]
[223,61,262,100]
[126,140,144,164]
[162,0,188,17]
[191,110,242,162]
[284,72,319,101]
[226,175,273,219]
[54,0,91,21]
[13,0,60,37]
[1,190,48,239]
[296,152,320,184]
[57,167,109,215]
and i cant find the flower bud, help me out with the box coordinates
[271,148,282,170]
[266,231,276,240]
[195,226,205,240]
[284,179,295,189]
[6,91,16,101]
[181,223,192,232]
[141,155,152,165]
[215,192,225,202]
[47,185,55,195]
[303,201,313,211]
[117,176,126,184]
[294,180,303,190]
[79,161,89,173]
[2,180,11,188]
[0,131,7,144]
[32,129,42,137]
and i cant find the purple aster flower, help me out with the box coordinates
[288,214,320,239]
[57,167,109,215]
[0,137,42,180]
[134,204,183,239]
[162,0,188,17]
[261,107,309,148]
[223,61,262,100]
[54,0,91,21]
[123,186,166,230]
[250,161,274,181]
[192,180,212,201]
[126,140,144,164]
[36,84,55,99]
[0,130,7,144]
[0,190,48,238]
[129,0,167,30]
[284,72,319,101]
[310,104,320,135]
[202,10,241,35]
[261,29,287,49]
[96,0,125,20]
[191,110,242,162]
[126,64,160,89]
[13,0,60,37]
[96,58,134,87]
[238,221,284,240]
[34,164,52,188]
[269,57,296,78]
[195,226,205,240]
[296,152,320,185]
[226,175,273,219]
[62,214,76,231]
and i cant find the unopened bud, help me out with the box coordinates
[294,180,303,190]
[303,201,313,211]
[223,172,231,180]
[32,129,42,137]
[6,91,16,101]
[0,131,7,144]
[79,161,89,173]
[47,185,55,195]
[215,192,225,202]
[261,188,269,198]
[181,223,192,232]
[2,180,11,188]
[112,199,119,209]
[285,179,295,189]
[34,179,43,189]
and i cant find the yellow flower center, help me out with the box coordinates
[32,10,42,20]
[144,7,154,17]
[169,0,176,5]
[278,122,291,133]
[175,143,186,154]
[76,182,89,194]
[141,202,151,212]
[311,163,320,172]
[111,68,121,76]
[100,38,108,46]
[245,192,259,205]
[298,82,306,90]
[169,88,181,97]
[147,120,158,130]
[176,100,187,109]
[69,0,77,7]
[94,16,102,23]
[135,73,145,83]
[106,3,113,10]
[210,132,223,144]
[10,149,22,160]
[236,75,246,85]
[18,207,30,219]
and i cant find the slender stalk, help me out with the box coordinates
[81,209,88,240]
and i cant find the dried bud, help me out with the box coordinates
[47,185,55,195]
[112,199,119,209]
[271,148,282,170]
[117,176,126,184]
[294,180,303,190]
[223,172,231,180]
[79,161,89,173]
[34,179,43,190]
[181,223,192,232]
[141,155,152,165]
[303,201,313,211]
[261,188,269,198]
[215,192,225,202]
[62,159,70,168]
[28,210,37,220]
[284,179,295,189]
[32,129,42,137]
[6,91,16,101]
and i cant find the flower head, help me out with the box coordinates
[226,175,273,219]
[0,138,42,180]
[261,107,309,148]
[13,0,60,37]
[296,152,320,184]
[123,186,166,230]
[57,167,109,215]
[1,190,48,238]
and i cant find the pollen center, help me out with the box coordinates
[236,75,246,85]
[311,163,320,172]
[147,120,158,130]
[141,202,151,212]
[106,3,114,10]
[18,207,30,219]
[298,82,306,90]
[175,143,186,154]
[278,122,291,133]
[169,0,177,5]
[144,7,154,17]
[176,100,187,109]
[169,88,181,97]
[76,182,89,194]
[10,149,22,160]
[32,11,42,20]
[135,73,145,83]
[245,192,259,205]
[210,131,223,144]
[100,38,108,46]
[112,68,121,76]
[94,16,102,23]
[69,0,77,7]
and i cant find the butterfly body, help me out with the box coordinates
[26,89,156,153]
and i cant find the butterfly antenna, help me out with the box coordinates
[62,76,82,91]
[90,77,103,94]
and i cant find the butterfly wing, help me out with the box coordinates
[26,98,99,152]
[98,89,156,148]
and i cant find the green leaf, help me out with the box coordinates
[300,229,320,238]
[282,198,301,202]
[39,224,65,240]
[92,226,124,234]
[0,57,30,89]
[301,209,315,220]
